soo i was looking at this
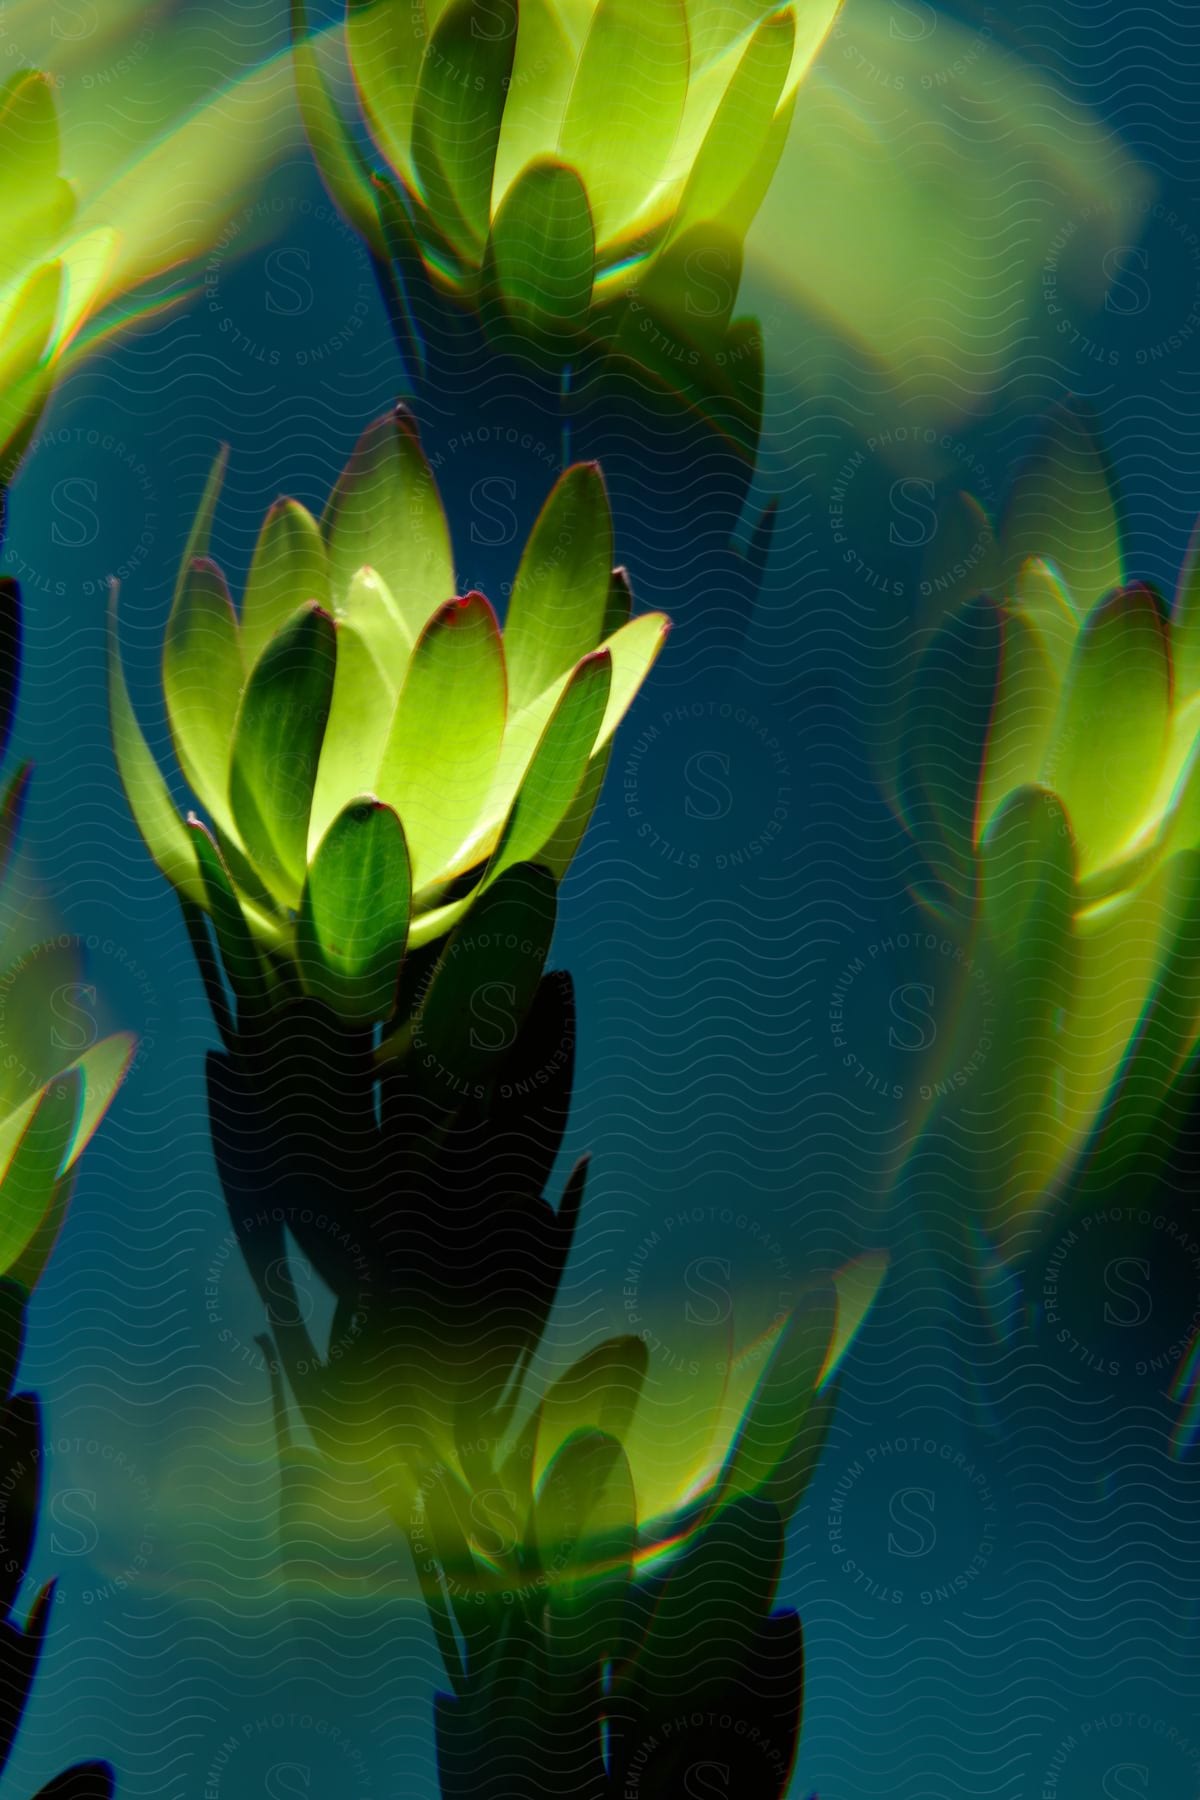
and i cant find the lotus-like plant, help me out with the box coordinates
[294,0,839,349]
[894,402,1200,1240]
[109,404,667,1022]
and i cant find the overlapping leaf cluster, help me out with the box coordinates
[896,402,1200,1234]
[111,405,667,1023]
[296,0,838,406]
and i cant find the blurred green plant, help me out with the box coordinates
[1,51,310,510]
[390,1253,882,1798]
[892,400,1200,1246]
[109,404,667,1018]
[292,0,837,405]
[0,598,134,1291]
[0,569,132,1800]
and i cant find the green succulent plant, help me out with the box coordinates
[0,590,133,1289]
[109,405,667,1023]
[294,0,838,349]
[894,401,1200,1239]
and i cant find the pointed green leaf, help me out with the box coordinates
[175,446,229,604]
[323,409,454,654]
[537,568,633,881]
[230,602,337,905]
[334,566,412,681]
[242,499,330,672]
[412,0,517,254]
[504,463,613,714]
[483,158,594,338]
[7,1034,136,1292]
[709,81,794,246]
[979,609,1060,839]
[490,649,611,881]
[107,586,203,906]
[593,609,670,748]
[293,0,387,256]
[378,592,507,888]
[297,799,411,1024]
[671,8,794,242]
[346,0,426,188]
[456,608,668,877]
[1010,556,1078,673]
[1001,400,1124,613]
[163,557,245,840]
[559,0,690,242]
[491,0,578,203]
[1042,582,1170,876]
[308,618,394,852]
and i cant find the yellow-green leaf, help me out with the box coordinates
[229,602,337,905]
[323,409,454,654]
[242,499,330,672]
[483,158,594,340]
[1001,400,1124,614]
[558,0,690,244]
[108,585,203,907]
[378,592,507,888]
[163,557,245,840]
[503,462,613,713]
[297,799,411,1023]
[1042,582,1170,876]
[490,648,611,881]
[308,618,394,853]
[671,8,793,243]
[412,0,517,254]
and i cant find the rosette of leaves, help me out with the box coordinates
[291,0,839,426]
[108,404,666,1454]
[109,403,666,1005]
[894,400,1200,1240]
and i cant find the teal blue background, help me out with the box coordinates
[2,1,1200,1794]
